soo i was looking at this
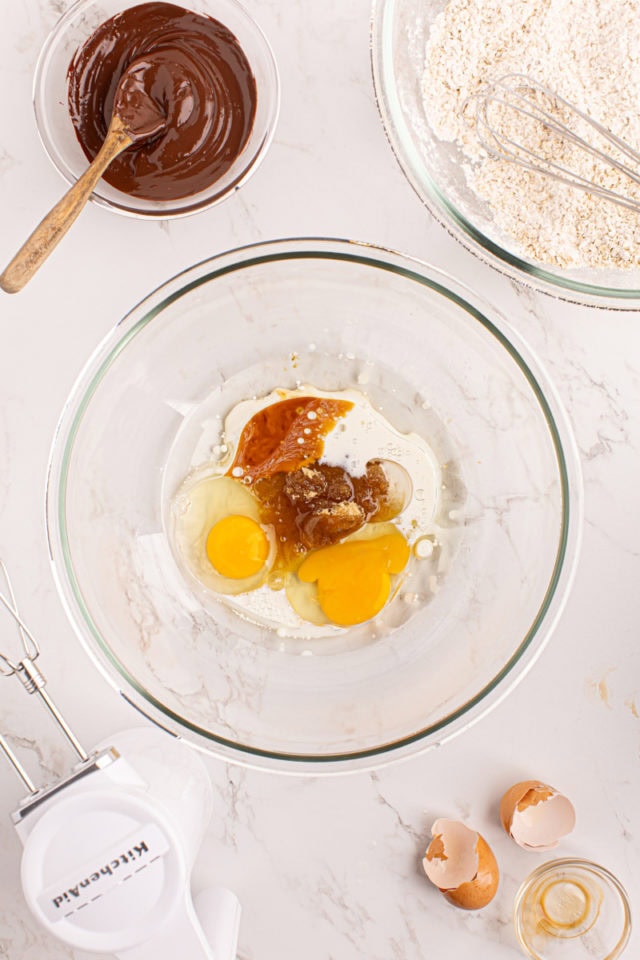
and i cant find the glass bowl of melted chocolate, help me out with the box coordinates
[47,239,581,773]
[34,0,279,217]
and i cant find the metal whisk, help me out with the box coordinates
[471,74,640,214]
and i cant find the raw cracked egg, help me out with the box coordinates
[172,474,275,595]
[170,386,442,633]
[422,819,499,910]
[287,525,410,626]
[499,780,576,851]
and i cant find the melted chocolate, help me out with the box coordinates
[112,60,169,142]
[67,2,257,201]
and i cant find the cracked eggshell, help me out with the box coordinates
[500,780,576,851]
[421,818,499,910]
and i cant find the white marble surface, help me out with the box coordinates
[0,1,639,959]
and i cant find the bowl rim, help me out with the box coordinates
[513,858,632,960]
[370,0,640,311]
[45,237,583,773]
[32,0,281,220]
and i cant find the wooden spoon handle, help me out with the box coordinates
[0,119,133,295]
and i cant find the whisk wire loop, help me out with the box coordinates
[472,74,640,214]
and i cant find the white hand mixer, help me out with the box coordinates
[0,559,241,960]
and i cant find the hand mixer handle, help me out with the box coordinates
[115,887,241,960]
[194,886,242,960]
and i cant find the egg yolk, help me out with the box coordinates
[297,531,410,626]
[206,515,269,579]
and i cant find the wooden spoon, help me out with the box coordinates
[0,62,166,295]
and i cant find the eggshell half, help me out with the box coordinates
[422,818,499,910]
[500,780,576,851]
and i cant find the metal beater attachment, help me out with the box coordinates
[0,558,88,793]
[1,563,241,960]
[471,73,640,213]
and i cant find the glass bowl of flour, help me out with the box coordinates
[371,0,640,308]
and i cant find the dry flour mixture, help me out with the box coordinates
[422,0,640,269]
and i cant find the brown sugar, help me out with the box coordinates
[226,396,405,571]
[253,460,399,566]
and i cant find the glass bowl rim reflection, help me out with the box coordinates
[513,858,632,960]
[32,0,280,220]
[370,0,640,310]
[46,238,583,772]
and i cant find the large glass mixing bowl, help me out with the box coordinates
[46,239,582,772]
[371,0,640,309]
